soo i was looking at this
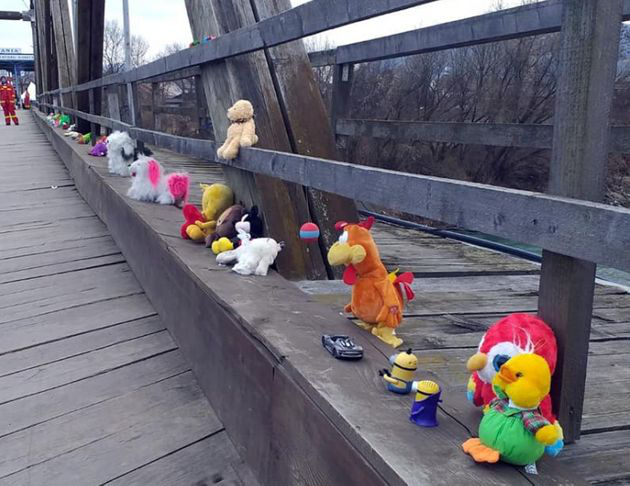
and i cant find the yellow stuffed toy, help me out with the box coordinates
[217,100,258,160]
[462,354,560,468]
[180,183,233,242]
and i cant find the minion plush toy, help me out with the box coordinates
[379,349,418,394]
[409,380,441,427]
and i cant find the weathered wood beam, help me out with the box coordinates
[336,119,630,154]
[146,104,198,116]
[39,103,630,274]
[0,10,24,20]
[330,64,354,150]
[34,0,52,95]
[308,49,336,68]
[144,66,201,84]
[185,0,328,280]
[75,0,104,134]
[251,0,359,279]
[538,0,623,444]
[315,0,630,65]
[42,0,438,95]
[29,2,41,96]
[50,0,76,107]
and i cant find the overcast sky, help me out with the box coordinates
[1,0,527,58]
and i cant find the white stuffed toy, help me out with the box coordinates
[216,231,283,276]
[127,157,189,206]
[106,131,136,176]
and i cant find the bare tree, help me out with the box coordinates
[340,32,558,192]
[103,20,150,75]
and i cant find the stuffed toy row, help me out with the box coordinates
[179,182,277,275]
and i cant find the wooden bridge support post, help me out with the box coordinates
[29,1,41,97]
[34,0,58,109]
[75,0,104,135]
[105,86,121,129]
[149,82,158,131]
[50,0,76,109]
[131,83,146,152]
[185,0,357,280]
[538,0,623,443]
[331,63,354,154]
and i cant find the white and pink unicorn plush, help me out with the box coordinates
[127,157,189,206]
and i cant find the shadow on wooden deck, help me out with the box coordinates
[0,114,259,485]
[30,110,630,485]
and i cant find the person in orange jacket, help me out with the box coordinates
[23,90,31,110]
[0,76,19,126]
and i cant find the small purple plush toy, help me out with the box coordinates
[89,141,108,157]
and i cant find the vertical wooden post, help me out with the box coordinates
[88,88,98,144]
[330,63,354,151]
[76,0,105,134]
[50,0,76,108]
[106,86,121,123]
[149,82,158,131]
[131,82,145,152]
[193,75,208,137]
[30,1,41,95]
[47,5,59,95]
[537,0,622,443]
[34,0,57,97]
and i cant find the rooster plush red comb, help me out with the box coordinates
[358,216,375,230]
[335,216,375,231]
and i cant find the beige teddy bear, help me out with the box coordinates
[217,99,258,160]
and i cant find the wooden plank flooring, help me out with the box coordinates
[0,115,258,485]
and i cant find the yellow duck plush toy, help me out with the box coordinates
[180,183,233,242]
[462,354,560,468]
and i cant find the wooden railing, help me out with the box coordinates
[35,0,630,443]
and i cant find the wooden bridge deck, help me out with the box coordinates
[300,227,630,484]
[152,135,630,483]
[23,110,630,485]
[0,115,259,486]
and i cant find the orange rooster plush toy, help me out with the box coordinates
[327,216,414,348]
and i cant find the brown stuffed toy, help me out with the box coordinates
[205,204,245,247]
[217,100,258,160]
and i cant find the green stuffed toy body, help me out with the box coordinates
[462,354,560,468]
[477,398,547,465]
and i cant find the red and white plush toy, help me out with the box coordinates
[127,157,189,206]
